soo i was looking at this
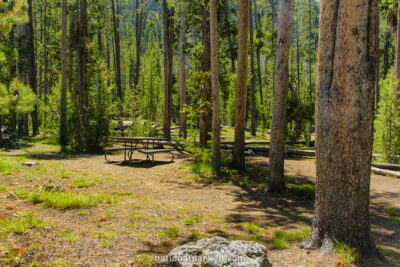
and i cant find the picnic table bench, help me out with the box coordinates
[104,137,182,163]
[138,148,175,163]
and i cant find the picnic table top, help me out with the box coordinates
[111,137,168,141]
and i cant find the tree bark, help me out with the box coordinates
[60,0,68,147]
[200,2,212,147]
[254,0,263,109]
[308,0,312,104]
[134,0,143,90]
[250,1,256,136]
[301,0,380,257]
[210,0,220,171]
[76,0,88,149]
[232,0,250,170]
[111,0,122,104]
[27,0,39,135]
[268,0,293,193]
[396,0,400,100]
[162,0,173,140]
[179,13,187,139]
[383,27,391,79]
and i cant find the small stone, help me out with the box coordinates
[318,237,335,257]
[22,162,38,167]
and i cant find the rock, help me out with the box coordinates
[168,236,272,267]
[244,149,255,156]
[22,162,38,167]
[318,237,335,257]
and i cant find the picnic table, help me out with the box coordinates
[104,137,177,163]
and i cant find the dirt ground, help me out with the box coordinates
[0,142,399,266]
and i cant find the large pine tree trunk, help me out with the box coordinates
[302,0,380,257]
[268,0,293,193]
[250,1,256,136]
[179,13,187,139]
[27,0,39,135]
[60,0,68,147]
[162,0,172,140]
[210,0,220,171]
[232,0,250,170]
[200,3,212,147]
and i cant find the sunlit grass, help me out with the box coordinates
[270,228,310,249]
[335,241,360,264]
[28,190,112,210]
[0,212,46,236]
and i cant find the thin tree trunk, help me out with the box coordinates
[308,0,312,104]
[232,0,250,170]
[254,0,263,107]
[179,13,187,139]
[200,2,212,147]
[228,35,236,72]
[211,0,220,171]
[270,0,276,89]
[250,1,256,136]
[383,27,391,79]
[268,0,293,193]
[111,0,122,104]
[60,0,68,147]
[396,0,400,100]
[135,0,143,90]
[27,0,39,135]
[43,0,48,129]
[301,0,381,257]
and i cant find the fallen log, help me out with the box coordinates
[371,163,400,171]
[220,145,316,157]
[221,140,315,146]
[371,167,400,178]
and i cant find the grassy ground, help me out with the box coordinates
[0,135,398,266]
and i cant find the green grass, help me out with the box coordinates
[165,225,179,238]
[243,222,264,234]
[0,160,14,175]
[335,241,360,264]
[28,190,112,210]
[70,178,96,188]
[101,240,114,248]
[377,246,397,257]
[0,212,46,236]
[0,184,7,192]
[390,216,400,222]
[394,228,400,233]
[134,254,153,265]
[184,215,202,226]
[388,208,399,217]
[270,228,310,249]
[95,231,117,239]
[288,184,315,199]
[189,162,214,175]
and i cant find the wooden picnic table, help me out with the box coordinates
[109,137,168,162]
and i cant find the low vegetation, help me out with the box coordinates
[270,228,310,249]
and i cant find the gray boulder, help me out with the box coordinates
[168,236,272,267]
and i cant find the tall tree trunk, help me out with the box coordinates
[228,35,236,72]
[135,0,143,89]
[396,0,400,100]
[60,0,68,147]
[27,0,39,135]
[383,27,391,79]
[232,0,250,170]
[254,0,263,108]
[211,0,220,171]
[76,0,88,150]
[43,0,48,130]
[200,2,212,147]
[301,0,380,257]
[250,1,256,136]
[308,0,312,104]
[268,0,293,193]
[179,13,187,139]
[111,0,122,104]
[270,0,276,89]
[162,0,172,140]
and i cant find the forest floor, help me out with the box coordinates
[0,137,399,266]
